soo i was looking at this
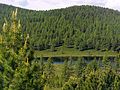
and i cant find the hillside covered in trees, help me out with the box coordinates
[0,4,120,52]
[0,4,120,90]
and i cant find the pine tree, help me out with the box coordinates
[1,9,21,90]
[75,57,85,77]
[102,55,111,68]
[113,76,120,90]
[61,60,69,85]
[44,57,55,87]
[0,9,46,90]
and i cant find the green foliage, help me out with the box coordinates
[0,4,120,52]
[0,9,46,90]
[44,57,55,87]
[61,60,70,85]
[0,4,120,90]
[75,57,86,77]
[35,47,118,57]
[113,76,120,90]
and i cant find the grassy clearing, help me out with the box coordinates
[34,47,119,57]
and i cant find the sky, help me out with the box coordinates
[0,0,120,11]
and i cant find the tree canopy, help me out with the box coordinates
[0,4,120,52]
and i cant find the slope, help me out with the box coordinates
[0,4,120,52]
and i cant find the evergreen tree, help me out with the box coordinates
[113,76,120,90]
[44,57,55,87]
[61,60,69,85]
[0,9,46,90]
[75,57,86,77]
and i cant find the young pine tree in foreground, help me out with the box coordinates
[0,9,46,90]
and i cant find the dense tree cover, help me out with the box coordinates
[61,57,120,90]
[0,4,120,52]
[0,5,120,90]
[0,9,46,90]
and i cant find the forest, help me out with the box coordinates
[0,4,120,90]
[0,4,120,52]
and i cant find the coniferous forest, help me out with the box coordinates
[0,4,120,51]
[0,4,120,90]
